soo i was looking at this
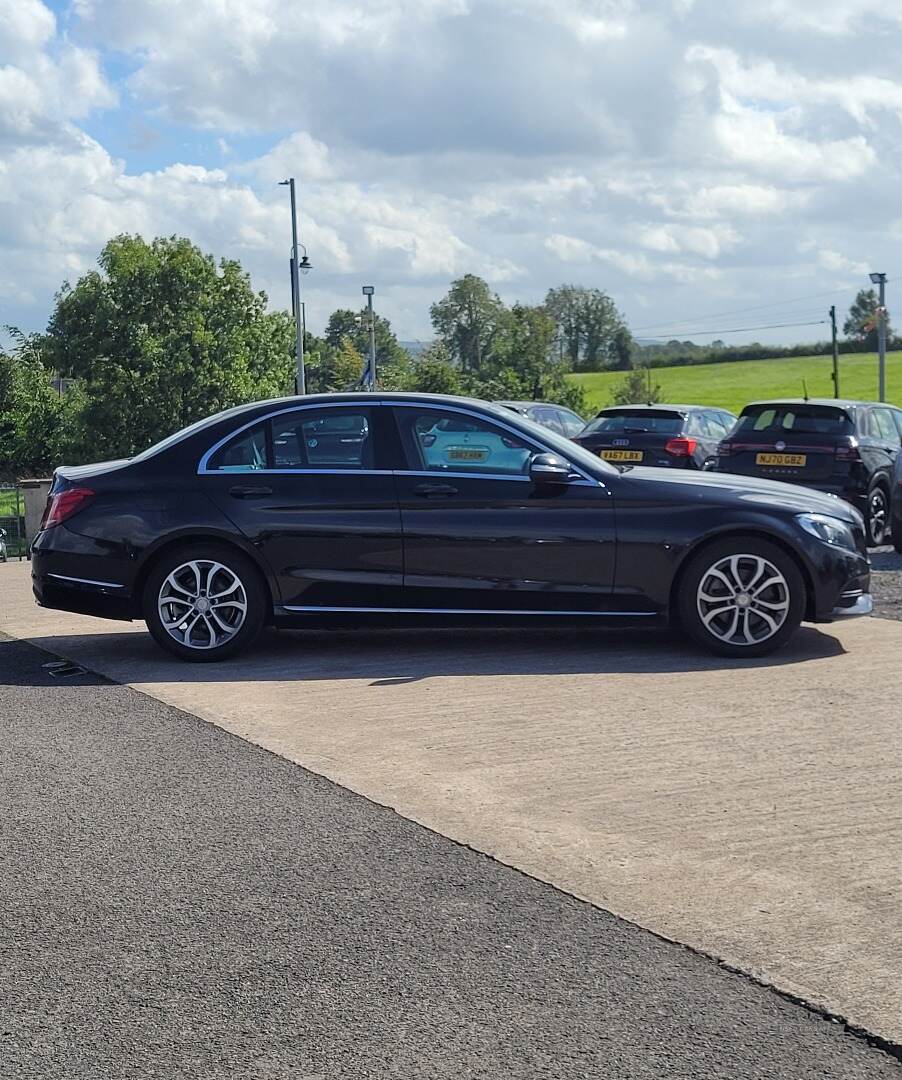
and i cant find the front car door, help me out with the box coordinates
[864,408,902,484]
[198,403,403,609]
[389,402,617,612]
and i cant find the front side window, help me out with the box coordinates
[397,408,536,476]
[870,408,899,442]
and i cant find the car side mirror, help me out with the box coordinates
[529,453,574,484]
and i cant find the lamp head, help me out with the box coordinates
[869,272,886,284]
[362,285,375,296]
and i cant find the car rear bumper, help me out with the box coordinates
[31,525,136,621]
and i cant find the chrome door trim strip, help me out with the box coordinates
[47,573,126,589]
[279,605,656,616]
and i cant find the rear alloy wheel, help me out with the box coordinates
[144,544,266,662]
[678,537,805,658]
[866,483,889,547]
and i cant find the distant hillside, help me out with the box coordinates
[400,340,432,357]
[569,349,902,415]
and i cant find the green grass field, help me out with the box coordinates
[570,350,902,416]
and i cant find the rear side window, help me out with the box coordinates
[736,406,853,436]
[205,408,374,471]
[272,411,371,468]
[583,410,683,435]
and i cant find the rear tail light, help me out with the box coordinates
[40,487,95,530]
[665,437,698,457]
[716,441,734,457]
[501,436,521,449]
[835,437,861,462]
[420,433,437,447]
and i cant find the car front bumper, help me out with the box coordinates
[830,591,873,618]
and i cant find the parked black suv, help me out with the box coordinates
[715,399,902,546]
[572,404,737,470]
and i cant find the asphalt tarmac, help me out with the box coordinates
[1,635,899,1079]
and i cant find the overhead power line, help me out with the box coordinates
[641,318,828,341]
[630,272,902,335]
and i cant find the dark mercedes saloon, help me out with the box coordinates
[32,393,872,662]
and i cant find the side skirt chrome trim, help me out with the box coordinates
[47,573,126,589]
[278,605,657,617]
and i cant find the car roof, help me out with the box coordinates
[741,398,884,411]
[495,400,575,411]
[596,403,720,414]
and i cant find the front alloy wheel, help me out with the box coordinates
[696,554,790,647]
[678,537,805,657]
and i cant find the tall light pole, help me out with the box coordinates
[869,271,887,402]
[362,286,376,391]
[280,178,306,395]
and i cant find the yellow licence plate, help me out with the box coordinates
[601,449,644,462]
[447,447,489,461]
[756,453,807,467]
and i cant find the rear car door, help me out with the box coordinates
[198,404,403,609]
[863,408,901,483]
[389,403,616,611]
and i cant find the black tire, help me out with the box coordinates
[865,481,890,547]
[143,543,267,663]
[677,536,806,658]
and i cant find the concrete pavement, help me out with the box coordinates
[3,634,900,1078]
[2,559,901,1045]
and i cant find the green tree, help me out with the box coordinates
[44,235,295,461]
[545,285,628,371]
[430,274,509,372]
[0,329,74,479]
[844,288,889,350]
[405,343,464,395]
[487,304,586,412]
[305,334,366,394]
[611,366,662,406]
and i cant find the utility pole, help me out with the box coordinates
[830,305,840,398]
[869,271,888,402]
[280,178,306,395]
[362,286,376,390]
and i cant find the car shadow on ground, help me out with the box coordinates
[5,622,848,688]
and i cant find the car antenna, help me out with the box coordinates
[801,379,809,402]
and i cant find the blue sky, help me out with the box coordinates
[3,0,902,347]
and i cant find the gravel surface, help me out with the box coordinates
[2,635,900,1080]
[871,546,902,621]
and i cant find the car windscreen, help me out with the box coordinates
[582,410,684,435]
[735,405,853,437]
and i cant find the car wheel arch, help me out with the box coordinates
[668,527,816,625]
[131,531,276,620]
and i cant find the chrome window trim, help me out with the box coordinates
[279,605,655,617]
[196,397,605,487]
[47,573,125,590]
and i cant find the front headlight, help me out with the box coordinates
[796,513,858,552]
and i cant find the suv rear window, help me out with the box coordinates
[583,410,683,434]
[736,405,853,436]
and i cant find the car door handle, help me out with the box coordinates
[229,485,273,499]
[414,482,459,498]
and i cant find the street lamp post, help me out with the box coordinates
[362,286,376,391]
[280,178,306,395]
[869,271,888,402]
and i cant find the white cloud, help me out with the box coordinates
[2,0,902,345]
